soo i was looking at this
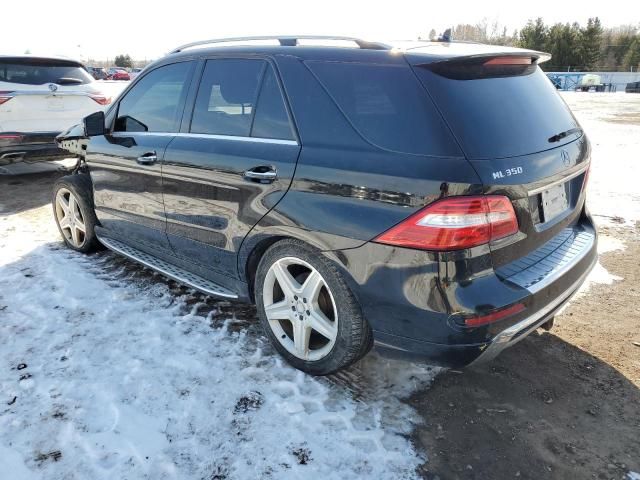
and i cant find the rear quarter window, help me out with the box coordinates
[413,66,580,160]
[0,58,93,85]
[306,61,462,157]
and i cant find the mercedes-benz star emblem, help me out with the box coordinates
[48,83,58,92]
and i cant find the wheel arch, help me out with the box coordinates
[239,227,364,305]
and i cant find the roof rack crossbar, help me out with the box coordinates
[170,36,391,53]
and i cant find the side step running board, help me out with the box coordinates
[97,235,238,299]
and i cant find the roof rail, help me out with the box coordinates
[170,36,392,53]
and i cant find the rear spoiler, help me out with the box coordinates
[416,50,551,67]
[414,51,551,80]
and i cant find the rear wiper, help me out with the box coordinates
[548,127,582,143]
[56,77,83,85]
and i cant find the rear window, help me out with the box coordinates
[0,58,93,85]
[413,66,580,160]
[307,61,462,157]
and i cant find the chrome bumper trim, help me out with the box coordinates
[470,255,597,366]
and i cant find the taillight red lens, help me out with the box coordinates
[464,303,525,327]
[0,91,14,105]
[374,195,518,251]
[90,94,111,105]
[0,134,23,142]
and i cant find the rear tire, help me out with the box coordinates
[255,239,373,375]
[52,174,101,253]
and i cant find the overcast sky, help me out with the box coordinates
[4,0,638,61]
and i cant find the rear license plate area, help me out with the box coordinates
[47,96,64,111]
[541,183,569,222]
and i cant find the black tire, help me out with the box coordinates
[255,239,373,375]
[52,174,101,253]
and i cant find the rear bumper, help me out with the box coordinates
[468,251,595,365]
[333,211,598,368]
[0,132,68,164]
[372,251,594,367]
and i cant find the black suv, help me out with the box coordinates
[53,36,596,375]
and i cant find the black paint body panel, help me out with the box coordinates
[71,42,598,368]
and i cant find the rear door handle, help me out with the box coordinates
[136,151,157,165]
[243,166,277,182]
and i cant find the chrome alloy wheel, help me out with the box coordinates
[54,187,86,248]
[263,257,338,361]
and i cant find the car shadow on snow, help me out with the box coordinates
[410,329,640,480]
[0,170,69,215]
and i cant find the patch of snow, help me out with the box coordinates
[580,261,622,290]
[627,472,640,480]
[0,212,439,480]
[561,92,640,228]
[597,234,625,254]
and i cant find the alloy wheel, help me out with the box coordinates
[263,257,338,361]
[54,188,86,248]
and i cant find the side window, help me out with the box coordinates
[251,67,295,140]
[190,59,264,136]
[307,61,462,156]
[114,62,191,133]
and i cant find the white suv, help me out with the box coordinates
[0,55,111,165]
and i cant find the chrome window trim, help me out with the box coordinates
[110,131,298,146]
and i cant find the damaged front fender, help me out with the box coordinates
[56,123,88,157]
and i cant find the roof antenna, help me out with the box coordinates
[438,28,452,42]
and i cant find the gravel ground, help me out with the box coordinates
[413,92,640,480]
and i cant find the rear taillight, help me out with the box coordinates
[0,134,23,143]
[90,94,111,106]
[374,195,519,251]
[0,91,14,105]
[462,303,525,327]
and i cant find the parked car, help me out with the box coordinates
[626,81,640,93]
[88,66,108,80]
[107,67,130,81]
[129,67,143,79]
[53,36,597,375]
[0,55,111,165]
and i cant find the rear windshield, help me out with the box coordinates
[307,61,462,157]
[413,66,580,160]
[0,58,93,85]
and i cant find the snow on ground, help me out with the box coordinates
[561,92,640,228]
[0,211,439,479]
[560,92,640,292]
[0,89,637,480]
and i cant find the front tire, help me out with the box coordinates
[255,239,373,375]
[52,174,100,253]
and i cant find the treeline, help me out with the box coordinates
[426,18,640,72]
